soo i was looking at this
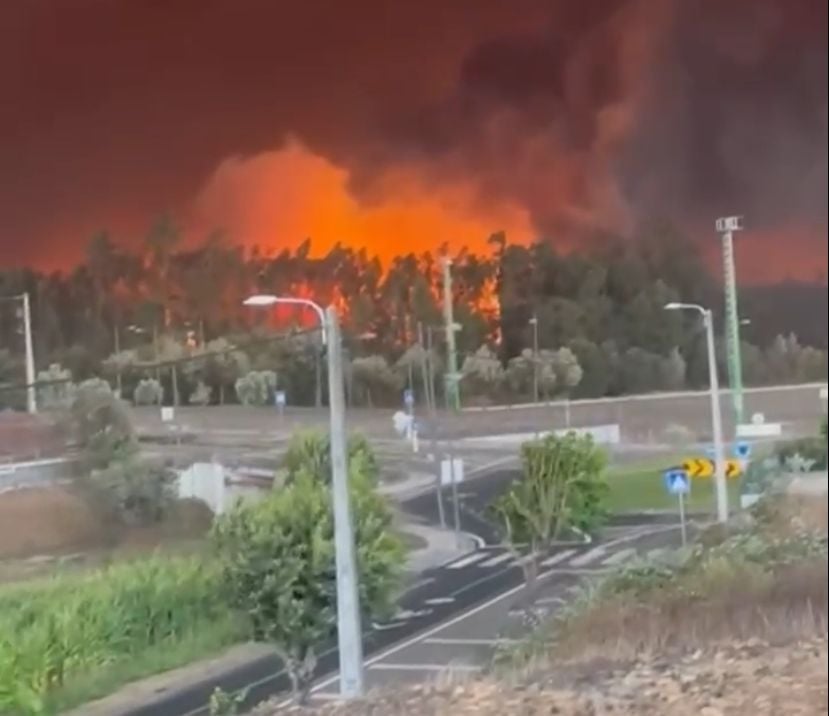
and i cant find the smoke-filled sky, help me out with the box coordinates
[2,0,827,282]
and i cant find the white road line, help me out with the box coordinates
[569,545,608,567]
[535,596,566,606]
[478,552,515,568]
[424,597,456,606]
[369,663,482,672]
[445,552,487,569]
[602,548,636,566]
[423,637,518,646]
[300,523,681,703]
[540,548,577,567]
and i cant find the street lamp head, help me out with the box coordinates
[664,302,682,311]
[243,294,279,307]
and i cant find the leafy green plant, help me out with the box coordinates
[133,377,164,405]
[211,467,404,704]
[0,557,231,715]
[234,370,277,406]
[208,687,248,716]
[281,431,380,487]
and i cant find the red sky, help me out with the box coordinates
[1,0,826,282]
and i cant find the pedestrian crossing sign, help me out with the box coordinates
[663,469,690,496]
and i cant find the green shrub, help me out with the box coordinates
[281,431,380,487]
[234,370,277,406]
[0,557,229,715]
[774,436,827,471]
[133,378,164,406]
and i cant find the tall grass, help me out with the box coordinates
[0,556,235,715]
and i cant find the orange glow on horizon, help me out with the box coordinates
[188,139,535,265]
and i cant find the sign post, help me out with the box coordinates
[664,469,691,546]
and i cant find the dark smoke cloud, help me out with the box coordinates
[1,0,826,276]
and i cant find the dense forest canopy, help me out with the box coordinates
[1,219,826,409]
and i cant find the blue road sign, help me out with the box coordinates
[663,468,690,496]
[734,440,751,460]
[403,389,414,408]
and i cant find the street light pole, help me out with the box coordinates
[529,315,539,403]
[21,293,37,414]
[324,305,365,697]
[244,294,363,697]
[665,302,728,523]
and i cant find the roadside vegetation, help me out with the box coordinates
[0,389,404,714]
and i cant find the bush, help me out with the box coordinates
[133,377,164,406]
[775,436,827,471]
[281,431,380,487]
[68,381,135,470]
[87,456,177,525]
[0,557,229,714]
[234,370,277,406]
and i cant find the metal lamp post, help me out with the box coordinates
[243,294,364,697]
[1,293,37,413]
[529,315,539,403]
[665,302,729,523]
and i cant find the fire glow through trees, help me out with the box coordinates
[2,0,827,282]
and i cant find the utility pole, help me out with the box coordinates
[22,293,37,414]
[529,314,539,403]
[442,258,460,411]
[716,215,745,426]
[325,306,365,697]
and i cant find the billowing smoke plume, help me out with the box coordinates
[2,0,827,278]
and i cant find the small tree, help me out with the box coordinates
[36,363,75,409]
[491,432,608,594]
[350,355,399,407]
[134,377,164,405]
[461,345,504,398]
[211,469,403,703]
[234,370,277,406]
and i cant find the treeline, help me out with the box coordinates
[0,218,826,409]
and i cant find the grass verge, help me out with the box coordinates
[605,456,742,512]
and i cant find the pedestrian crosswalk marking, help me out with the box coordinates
[478,552,514,568]
[540,549,577,567]
[569,546,607,567]
[446,552,487,569]
[601,548,636,566]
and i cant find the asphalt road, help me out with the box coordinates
[118,502,685,716]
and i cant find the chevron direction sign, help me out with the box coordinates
[682,458,742,479]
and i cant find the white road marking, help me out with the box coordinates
[423,637,518,646]
[536,596,566,606]
[569,545,608,567]
[445,552,487,569]
[540,548,577,567]
[478,552,515,568]
[295,524,682,705]
[424,597,456,606]
[602,547,636,566]
[369,663,482,673]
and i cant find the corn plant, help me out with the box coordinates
[0,557,227,715]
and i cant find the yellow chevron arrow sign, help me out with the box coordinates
[682,458,742,479]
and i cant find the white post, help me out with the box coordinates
[678,491,687,547]
[22,292,37,414]
[325,306,365,697]
[704,309,729,523]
